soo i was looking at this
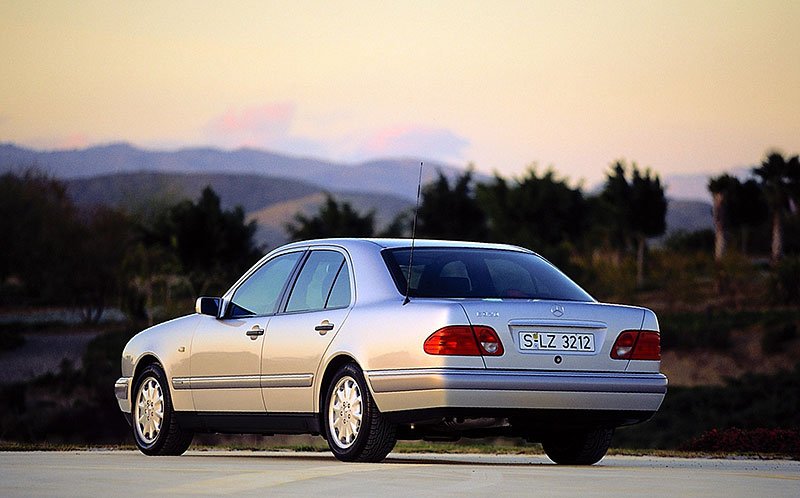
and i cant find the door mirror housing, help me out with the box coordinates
[195,297,221,317]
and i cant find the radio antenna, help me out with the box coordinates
[403,161,423,305]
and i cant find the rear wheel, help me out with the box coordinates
[324,363,397,462]
[132,364,193,456]
[542,427,614,465]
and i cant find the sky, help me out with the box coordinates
[1,0,799,187]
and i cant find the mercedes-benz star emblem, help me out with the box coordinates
[550,305,565,317]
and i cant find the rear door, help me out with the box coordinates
[261,248,354,413]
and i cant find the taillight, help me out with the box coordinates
[424,325,504,356]
[611,330,661,360]
[633,331,661,360]
[474,326,504,356]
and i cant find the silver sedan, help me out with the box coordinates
[115,239,667,463]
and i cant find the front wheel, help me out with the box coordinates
[324,363,397,462]
[542,427,614,465]
[132,364,193,456]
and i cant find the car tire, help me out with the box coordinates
[132,363,193,456]
[542,427,614,465]
[324,363,397,462]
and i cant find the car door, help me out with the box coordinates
[189,250,304,412]
[261,249,353,413]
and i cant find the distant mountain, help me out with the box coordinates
[0,142,468,201]
[663,167,753,203]
[665,199,712,234]
[3,142,714,246]
[65,171,321,214]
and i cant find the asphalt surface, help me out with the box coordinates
[1,451,798,497]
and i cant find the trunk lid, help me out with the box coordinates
[460,300,645,372]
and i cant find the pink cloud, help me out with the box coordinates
[57,133,90,149]
[205,102,296,148]
[359,125,469,162]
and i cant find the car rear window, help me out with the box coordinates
[383,247,594,302]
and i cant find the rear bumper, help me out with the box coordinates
[365,368,667,415]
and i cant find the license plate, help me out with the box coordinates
[519,331,595,352]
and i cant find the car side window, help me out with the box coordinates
[285,250,347,313]
[325,262,351,309]
[229,252,303,317]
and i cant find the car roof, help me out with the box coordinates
[275,238,534,253]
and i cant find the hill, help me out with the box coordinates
[665,198,713,234]
[248,191,413,248]
[3,142,713,244]
[0,142,465,201]
[63,171,413,248]
[65,171,321,214]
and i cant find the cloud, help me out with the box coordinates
[356,125,470,162]
[204,102,296,149]
[57,133,91,149]
[203,105,468,164]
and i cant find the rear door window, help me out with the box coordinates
[285,250,348,313]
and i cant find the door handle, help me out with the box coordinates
[246,326,265,340]
[315,321,335,335]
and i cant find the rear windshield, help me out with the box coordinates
[383,247,594,302]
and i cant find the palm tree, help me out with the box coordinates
[753,152,800,263]
[601,161,667,286]
[707,174,739,261]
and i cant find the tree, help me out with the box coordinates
[708,174,739,260]
[728,179,769,255]
[144,186,260,296]
[708,175,770,259]
[417,169,488,241]
[477,167,587,265]
[753,152,800,263]
[0,170,81,305]
[0,170,137,322]
[285,194,375,241]
[70,207,135,323]
[600,161,667,287]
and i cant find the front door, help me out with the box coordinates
[189,250,304,412]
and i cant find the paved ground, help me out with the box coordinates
[1,451,798,497]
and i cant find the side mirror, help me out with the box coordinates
[195,297,221,317]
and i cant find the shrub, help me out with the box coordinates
[770,256,800,305]
[613,364,800,450]
[681,427,800,456]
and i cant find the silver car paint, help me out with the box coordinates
[117,238,666,420]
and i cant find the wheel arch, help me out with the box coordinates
[317,354,359,430]
[131,353,170,405]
